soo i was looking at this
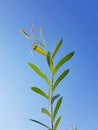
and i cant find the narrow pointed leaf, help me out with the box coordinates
[47,52,51,68]
[47,52,53,73]
[51,39,62,61]
[52,69,69,93]
[51,94,60,104]
[31,87,49,99]
[20,29,31,39]
[32,45,47,56]
[30,119,50,129]
[54,116,62,130]
[41,108,51,117]
[28,62,44,78]
[43,74,51,87]
[54,52,75,75]
[53,97,63,122]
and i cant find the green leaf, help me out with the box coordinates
[28,62,44,78]
[47,52,51,68]
[51,94,60,104]
[28,63,51,87]
[32,45,47,56]
[43,74,51,87]
[31,87,49,99]
[41,108,51,117]
[52,69,69,93]
[54,116,62,130]
[53,97,63,122]
[51,39,62,61]
[20,29,32,39]
[54,52,75,75]
[30,119,50,129]
[47,52,53,73]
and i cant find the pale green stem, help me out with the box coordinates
[50,75,54,130]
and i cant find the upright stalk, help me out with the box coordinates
[20,27,75,130]
[50,75,54,130]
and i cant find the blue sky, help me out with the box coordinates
[0,0,98,130]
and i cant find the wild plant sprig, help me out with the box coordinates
[20,26,75,130]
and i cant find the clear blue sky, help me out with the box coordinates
[0,0,98,130]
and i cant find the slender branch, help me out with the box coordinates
[50,75,54,130]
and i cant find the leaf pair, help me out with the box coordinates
[46,39,63,75]
[30,118,62,130]
[31,87,51,119]
[50,39,74,76]
[31,86,63,129]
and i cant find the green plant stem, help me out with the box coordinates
[50,75,54,130]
